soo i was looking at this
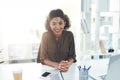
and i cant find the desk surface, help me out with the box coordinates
[0,59,109,80]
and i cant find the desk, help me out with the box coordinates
[0,59,109,80]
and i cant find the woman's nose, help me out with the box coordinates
[55,24,60,29]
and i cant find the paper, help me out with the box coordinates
[50,72,61,80]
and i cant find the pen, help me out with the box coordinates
[84,65,86,71]
[77,65,81,71]
[87,66,91,71]
[60,71,64,80]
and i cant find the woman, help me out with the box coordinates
[37,9,76,72]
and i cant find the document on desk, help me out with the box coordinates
[49,71,62,80]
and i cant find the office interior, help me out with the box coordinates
[0,0,120,80]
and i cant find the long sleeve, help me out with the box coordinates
[67,31,76,62]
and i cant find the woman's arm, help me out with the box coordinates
[67,58,74,66]
[43,59,59,68]
[43,59,73,72]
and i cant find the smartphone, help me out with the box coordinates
[42,72,51,77]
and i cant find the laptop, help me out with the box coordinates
[104,54,120,80]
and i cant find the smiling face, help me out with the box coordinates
[50,17,65,38]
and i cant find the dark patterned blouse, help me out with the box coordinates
[38,30,76,64]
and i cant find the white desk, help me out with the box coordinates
[0,59,109,80]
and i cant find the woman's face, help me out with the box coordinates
[50,17,65,37]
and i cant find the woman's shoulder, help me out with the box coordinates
[43,31,51,36]
[43,31,48,35]
[42,32,50,38]
[63,30,73,36]
[63,31,74,40]
[42,31,53,39]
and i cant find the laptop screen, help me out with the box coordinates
[106,54,120,80]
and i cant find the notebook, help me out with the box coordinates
[105,54,120,80]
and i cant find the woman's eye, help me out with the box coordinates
[59,22,63,25]
[52,22,56,26]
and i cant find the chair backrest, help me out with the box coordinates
[105,54,120,80]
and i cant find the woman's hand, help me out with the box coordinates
[58,60,70,72]
[58,58,74,72]
[43,58,74,72]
